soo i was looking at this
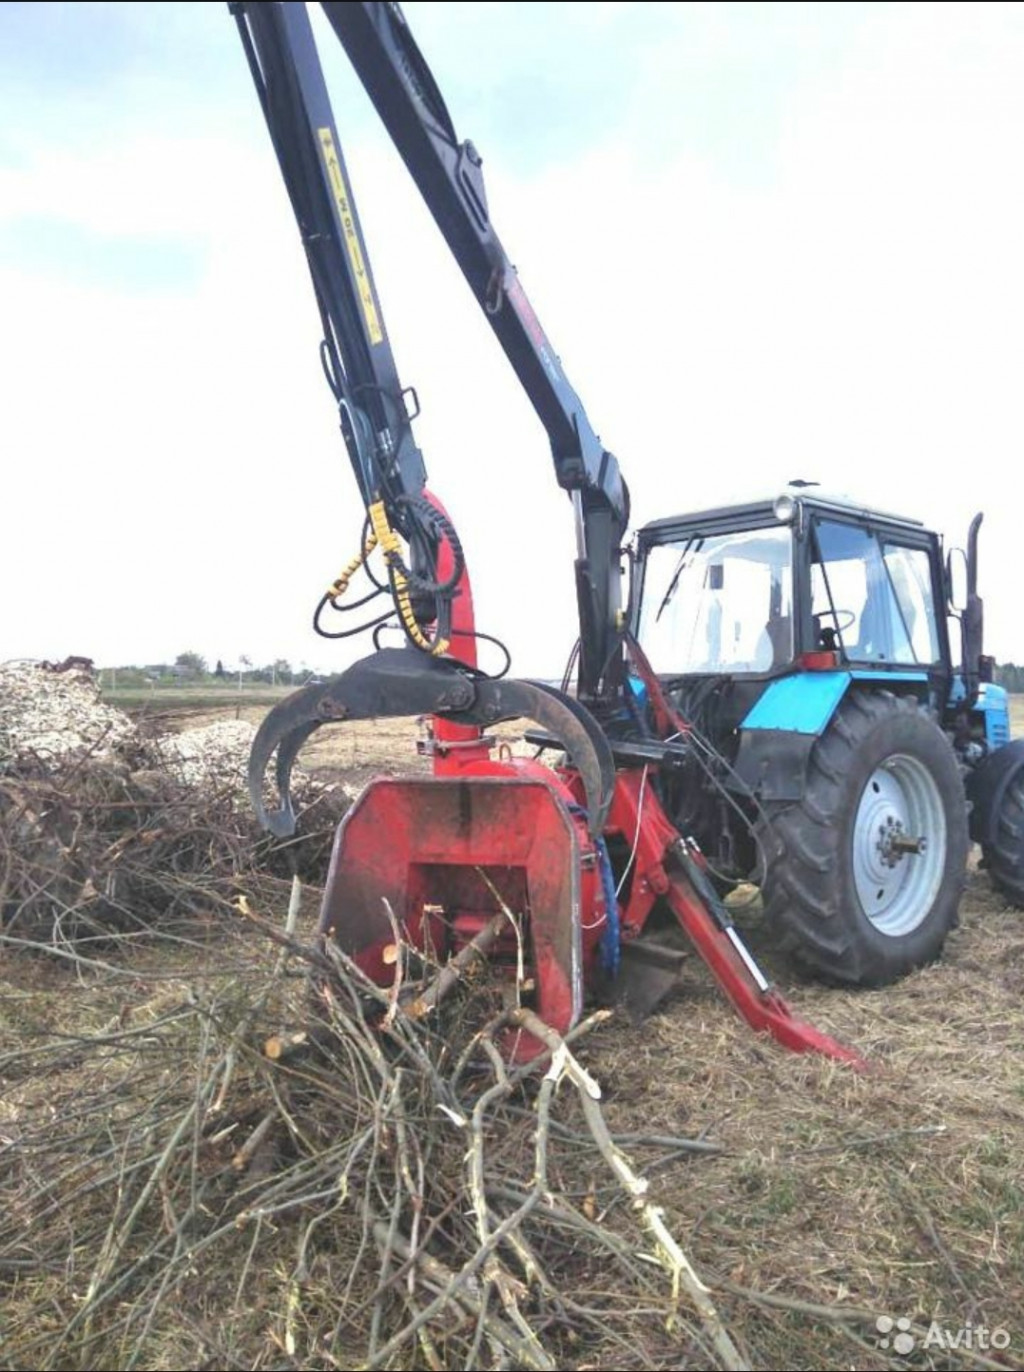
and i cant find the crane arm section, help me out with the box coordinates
[233,1,629,696]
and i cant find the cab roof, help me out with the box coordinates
[638,486,928,545]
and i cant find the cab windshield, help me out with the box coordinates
[637,526,793,675]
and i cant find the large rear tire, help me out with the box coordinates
[984,767,1024,908]
[759,691,968,985]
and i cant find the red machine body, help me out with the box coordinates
[320,752,864,1068]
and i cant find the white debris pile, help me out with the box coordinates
[155,719,257,790]
[156,719,329,802]
[0,661,135,766]
[0,662,348,811]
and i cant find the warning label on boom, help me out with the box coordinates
[318,127,384,345]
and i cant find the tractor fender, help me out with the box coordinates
[966,736,1024,847]
[733,670,929,802]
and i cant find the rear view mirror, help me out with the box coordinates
[946,547,968,613]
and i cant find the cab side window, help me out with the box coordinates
[811,520,939,665]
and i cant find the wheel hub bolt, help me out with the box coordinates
[876,816,926,867]
[890,834,927,856]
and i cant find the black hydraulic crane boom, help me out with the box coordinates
[231,0,629,698]
[232,1,425,508]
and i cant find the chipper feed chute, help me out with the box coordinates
[319,777,594,1062]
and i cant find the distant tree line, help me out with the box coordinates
[100,654,311,688]
[995,663,1024,694]
[101,654,1023,692]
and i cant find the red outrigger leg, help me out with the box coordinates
[660,872,867,1067]
[607,770,868,1071]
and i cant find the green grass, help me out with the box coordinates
[102,683,292,710]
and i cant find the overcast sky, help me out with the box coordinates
[3,1,1023,676]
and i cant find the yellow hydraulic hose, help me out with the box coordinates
[368,500,449,655]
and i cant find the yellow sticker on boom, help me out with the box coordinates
[318,127,384,345]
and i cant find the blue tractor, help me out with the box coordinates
[630,487,1023,984]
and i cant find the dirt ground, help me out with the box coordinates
[144,700,537,792]
[2,694,1022,1370]
[147,694,1024,783]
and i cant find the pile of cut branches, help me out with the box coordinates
[1,882,746,1371]
[0,658,344,943]
[5,869,1022,1370]
[0,742,344,945]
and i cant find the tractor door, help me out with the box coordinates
[807,516,947,673]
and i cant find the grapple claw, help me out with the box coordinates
[247,648,614,838]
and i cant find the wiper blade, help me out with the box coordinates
[654,537,699,623]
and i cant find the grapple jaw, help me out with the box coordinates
[247,648,615,838]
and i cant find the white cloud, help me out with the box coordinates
[2,1,1023,674]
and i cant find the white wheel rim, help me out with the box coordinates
[852,753,946,936]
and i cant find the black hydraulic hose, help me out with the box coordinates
[451,629,512,680]
[389,494,465,596]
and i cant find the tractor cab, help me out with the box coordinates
[633,488,951,701]
[628,487,1021,987]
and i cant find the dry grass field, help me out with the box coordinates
[1,692,1022,1370]
[150,693,1024,789]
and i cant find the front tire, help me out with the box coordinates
[760,691,968,985]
